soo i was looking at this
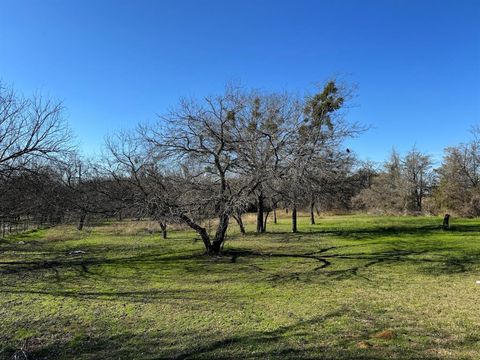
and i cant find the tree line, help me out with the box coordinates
[0,81,478,254]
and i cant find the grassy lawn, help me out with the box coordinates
[1,213,480,359]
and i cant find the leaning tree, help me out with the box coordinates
[139,87,253,254]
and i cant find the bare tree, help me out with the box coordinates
[104,131,172,238]
[304,148,355,224]
[56,154,117,230]
[139,88,252,254]
[231,92,301,233]
[0,83,72,178]
[438,126,480,215]
[402,147,434,212]
[354,148,435,214]
[280,81,361,232]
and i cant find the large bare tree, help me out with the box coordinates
[0,83,72,178]
[139,88,251,254]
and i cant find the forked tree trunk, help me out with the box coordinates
[159,221,167,239]
[292,206,297,233]
[263,211,270,233]
[233,213,246,235]
[310,201,315,225]
[211,213,230,254]
[256,193,264,233]
[273,207,277,224]
[179,212,231,255]
[179,213,211,252]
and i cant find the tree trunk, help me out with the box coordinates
[310,200,315,225]
[443,213,450,229]
[273,207,277,224]
[292,206,297,233]
[212,213,229,254]
[179,213,211,253]
[233,213,245,235]
[263,211,270,233]
[256,193,264,233]
[77,212,86,231]
[159,221,167,239]
[210,240,222,254]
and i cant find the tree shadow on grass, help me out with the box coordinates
[2,244,479,295]
[422,252,480,275]
[0,250,208,275]
[2,306,465,360]
[222,245,480,282]
[224,248,416,282]
[171,309,451,360]
[260,222,480,241]
[0,287,206,303]
[2,220,480,305]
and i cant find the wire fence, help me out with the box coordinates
[0,217,46,238]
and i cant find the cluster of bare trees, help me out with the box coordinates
[353,128,480,217]
[435,127,480,216]
[2,80,479,254]
[0,81,361,252]
[103,82,362,253]
[353,148,435,214]
[0,83,71,229]
[0,84,118,232]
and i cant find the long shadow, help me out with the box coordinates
[261,222,480,240]
[173,307,349,360]
[170,305,456,360]
[2,221,480,304]
[0,307,400,359]
[2,243,479,290]
[0,251,207,275]
[222,245,480,282]
[2,305,474,360]
[0,288,205,303]
[227,248,333,270]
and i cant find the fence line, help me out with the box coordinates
[0,217,45,238]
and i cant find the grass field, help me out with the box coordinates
[1,213,480,359]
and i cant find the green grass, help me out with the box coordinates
[1,214,480,359]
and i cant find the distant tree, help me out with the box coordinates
[105,130,181,238]
[353,150,404,213]
[354,148,434,214]
[402,147,434,212]
[437,126,480,216]
[56,154,117,230]
[0,166,65,224]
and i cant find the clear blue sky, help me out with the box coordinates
[1,0,479,163]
